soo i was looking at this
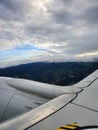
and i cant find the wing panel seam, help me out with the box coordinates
[71,102,98,113]
[0,91,16,122]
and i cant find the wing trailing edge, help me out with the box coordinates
[0,94,76,130]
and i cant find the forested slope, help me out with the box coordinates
[0,62,98,86]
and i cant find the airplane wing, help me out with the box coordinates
[0,69,98,130]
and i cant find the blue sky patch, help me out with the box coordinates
[0,45,47,61]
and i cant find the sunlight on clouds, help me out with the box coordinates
[37,1,47,11]
[30,0,51,11]
[77,52,98,57]
[35,42,66,53]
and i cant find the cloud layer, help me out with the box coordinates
[0,0,98,67]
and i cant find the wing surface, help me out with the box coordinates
[26,69,98,130]
[0,69,98,130]
[0,93,76,130]
[0,77,48,123]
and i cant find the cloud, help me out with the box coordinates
[0,0,31,21]
[79,4,98,24]
[0,0,98,68]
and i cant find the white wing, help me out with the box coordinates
[0,69,98,130]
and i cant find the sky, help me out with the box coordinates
[0,0,98,68]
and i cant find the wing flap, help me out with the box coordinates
[0,94,76,130]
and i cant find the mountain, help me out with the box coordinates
[0,62,98,86]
